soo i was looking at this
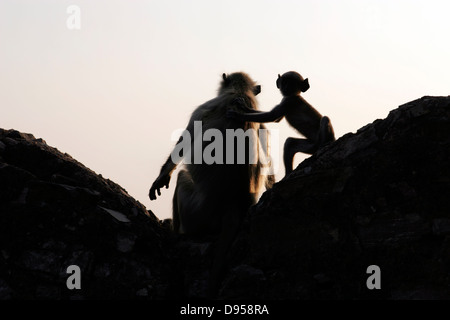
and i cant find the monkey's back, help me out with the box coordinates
[284,96,322,140]
[186,91,263,205]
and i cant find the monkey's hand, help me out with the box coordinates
[149,173,171,200]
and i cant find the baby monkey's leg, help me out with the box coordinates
[283,137,316,175]
[283,117,335,175]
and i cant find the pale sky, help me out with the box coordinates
[1,0,449,220]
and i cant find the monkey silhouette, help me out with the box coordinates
[227,71,335,175]
[149,72,273,297]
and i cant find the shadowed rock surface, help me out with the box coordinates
[221,96,450,299]
[0,129,177,299]
[1,96,449,299]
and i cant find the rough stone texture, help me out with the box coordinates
[1,96,449,300]
[0,129,176,299]
[220,96,450,299]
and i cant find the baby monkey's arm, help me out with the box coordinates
[227,102,286,123]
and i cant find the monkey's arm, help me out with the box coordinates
[230,97,262,114]
[149,120,195,200]
[237,105,263,114]
[229,104,286,123]
[149,155,177,200]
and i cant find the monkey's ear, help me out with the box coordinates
[222,73,227,81]
[253,85,261,96]
[301,78,310,92]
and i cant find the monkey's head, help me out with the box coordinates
[219,72,261,96]
[276,71,309,96]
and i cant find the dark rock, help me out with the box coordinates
[220,264,266,299]
[220,96,450,299]
[0,128,174,299]
[1,95,450,300]
[432,219,450,236]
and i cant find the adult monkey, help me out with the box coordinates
[149,72,273,296]
[228,71,336,175]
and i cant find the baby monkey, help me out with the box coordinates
[227,71,335,175]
